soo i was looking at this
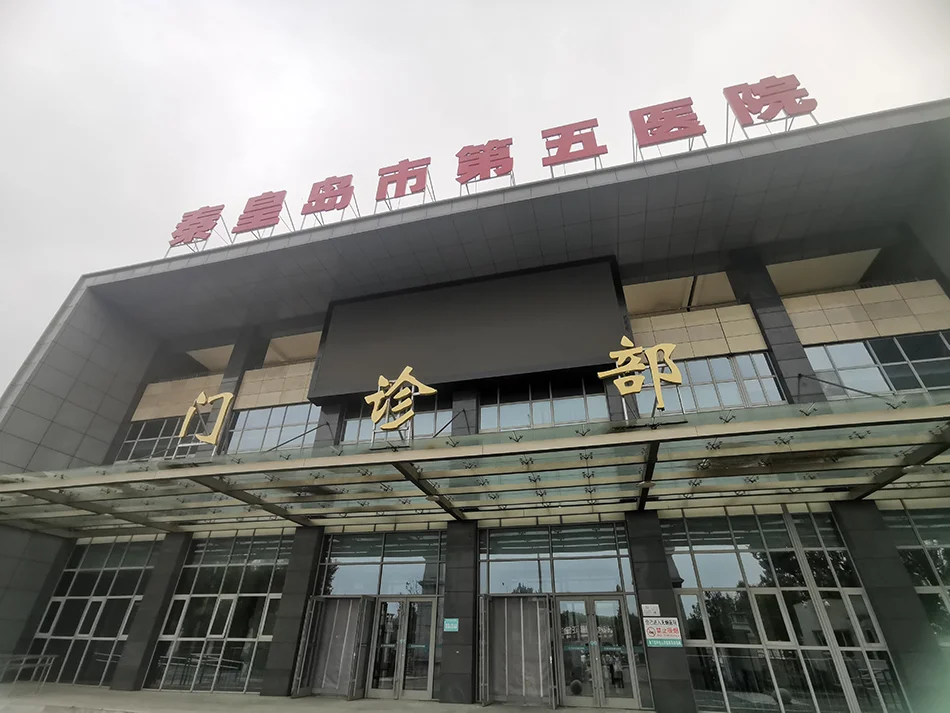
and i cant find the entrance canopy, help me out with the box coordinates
[2,394,950,538]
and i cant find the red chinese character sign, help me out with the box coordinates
[630,97,707,160]
[232,190,293,236]
[375,157,435,211]
[301,175,359,226]
[168,205,225,252]
[541,119,607,175]
[724,74,818,141]
[456,138,514,194]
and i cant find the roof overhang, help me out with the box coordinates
[75,99,950,344]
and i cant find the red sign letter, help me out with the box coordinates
[302,175,354,215]
[724,75,818,127]
[376,158,431,201]
[630,98,706,148]
[541,119,608,168]
[456,139,514,184]
[232,190,287,235]
[169,205,224,247]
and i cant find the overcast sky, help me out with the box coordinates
[0,0,948,392]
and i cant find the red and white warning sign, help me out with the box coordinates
[643,617,683,647]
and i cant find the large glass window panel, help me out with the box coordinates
[328,533,384,563]
[694,552,745,588]
[768,650,817,713]
[827,550,860,588]
[847,594,880,645]
[899,548,938,586]
[704,591,759,644]
[739,552,774,587]
[499,402,530,430]
[687,517,734,549]
[531,401,553,427]
[915,360,950,389]
[52,600,86,636]
[769,551,807,587]
[553,558,623,593]
[94,599,130,638]
[716,648,777,713]
[840,651,884,713]
[322,564,380,595]
[918,592,950,645]
[551,525,618,557]
[783,591,825,646]
[806,551,836,588]
[678,594,707,640]
[864,651,907,713]
[827,342,875,369]
[179,597,217,638]
[228,597,266,639]
[686,647,727,712]
[755,593,790,642]
[899,333,950,361]
[716,382,744,408]
[586,393,609,421]
[384,531,441,562]
[215,641,256,692]
[489,528,549,559]
[822,592,859,647]
[671,553,698,588]
[802,650,849,713]
[928,547,950,585]
[839,367,889,395]
[884,364,920,391]
[553,396,586,424]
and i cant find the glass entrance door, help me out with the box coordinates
[366,598,436,700]
[557,597,639,709]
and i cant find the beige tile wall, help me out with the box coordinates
[131,374,223,421]
[234,361,315,410]
[783,280,950,345]
[629,304,766,358]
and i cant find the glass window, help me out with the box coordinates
[827,342,875,369]
[694,552,744,588]
[679,594,707,640]
[489,560,551,594]
[704,591,759,644]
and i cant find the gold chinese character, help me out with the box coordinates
[364,366,437,432]
[597,337,682,410]
[179,391,234,445]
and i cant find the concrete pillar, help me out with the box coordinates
[260,526,324,697]
[438,521,478,703]
[624,511,697,713]
[831,502,943,712]
[312,403,344,449]
[111,532,192,690]
[726,251,826,403]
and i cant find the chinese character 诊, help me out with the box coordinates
[456,139,514,184]
[724,74,818,127]
[597,337,683,410]
[365,366,437,431]
[630,97,706,148]
[232,190,287,234]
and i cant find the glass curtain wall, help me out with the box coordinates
[879,506,950,650]
[805,332,950,400]
[478,373,609,432]
[145,531,291,693]
[224,403,322,454]
[29,537,159,686]
[666,507,907,713]
[342,393,453,445]
[114,416,211,463]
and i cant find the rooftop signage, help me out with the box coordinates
[167,73,818,254]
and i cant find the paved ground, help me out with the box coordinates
[0,684,589,713]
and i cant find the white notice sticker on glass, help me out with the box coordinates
[641,604,661,617]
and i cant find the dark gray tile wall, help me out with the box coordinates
[111,533,191,691]
[439,521,478,704]
[832,502,943,712]
[624,511,697,713]
[912,175,950,289]
[312,404,343,448]
[261,527,323,696]
[0,524,71,655]
[450,390,478,436]
[0,290,158,475]
[725,252,825,403]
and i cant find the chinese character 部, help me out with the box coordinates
[541,118,608,168]
[365,366,437,431]
[169,205,225,247]
[232,190,287,234]
[723,74,818,127]
[302,175,355,215]
[597,337,683,410]
[456,139,514,184]
[630,97,706,148]
[376,157,431,201]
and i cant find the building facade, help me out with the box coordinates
[2,99,950,713]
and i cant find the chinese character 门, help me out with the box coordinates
[597,337,683,410]
[723,74,818,127]
[179,391,235,446]
[630,97,706,148]
[456,139,514,184]
[365,366,437,431]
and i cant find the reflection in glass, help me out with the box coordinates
[322,564,380,595]
[848,594,879,645]
[380,563,439,595]
[899,549,938,586]
[865,651,907,712]
[671,553,698,588]
[770,551,806,587]
[192,640,223,691]
[678,594,706,640]
[215,641,256,692]
[716,648,776,713]
[704,591,759,644]
[695,552,744,588]
[559,600,593,699]
[755,593,790,642]
[402,601,433,691]
[806,551,836,587]
[827,550,860,588]
[553,558,623,593]
[739,552,773,587]
[179,597,216,638]
[802,650,848,713]
[822,592,858,647]
[783,591,824,646]
[918,592,950,645]
[595,600,634,700]
[841,651,883,713]
[489,560,551,594]
[371,601,401,690]
[768,650,816,713]
[685,647,726,712]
